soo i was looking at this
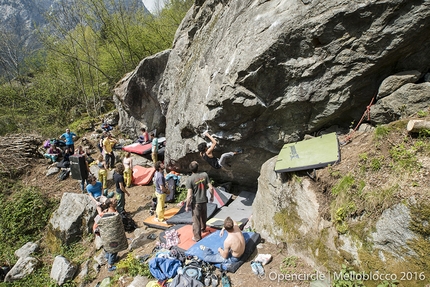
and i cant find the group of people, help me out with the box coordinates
[44,128,78,163]
[151,158,245,266]
[50,125,246,270]
[138,128,160,163]
[185,160,245,265]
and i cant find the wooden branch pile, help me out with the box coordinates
[0,134,44,176]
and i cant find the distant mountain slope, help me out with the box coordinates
[0,0,148,76]
[0,0,148,34]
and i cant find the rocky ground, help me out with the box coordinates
[19,117,430,287]
[20,135,316,287]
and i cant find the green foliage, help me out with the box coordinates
[416,110,428,118]
[389,143,421,171]
[116,252,153,278]
[175,185,188,203]
[0,267,65,287]
[358,153,368,163]
[279,256,298,274]
[332,265,365,287]
[334,202,355,234]
[0,185,57,264]
[374,125,390,140]
[0,0,193,136]
[57,242,89,266]
[331,174,355,196]
[418,129,430,137]
[370,156,384,171]
[376,280,399,287]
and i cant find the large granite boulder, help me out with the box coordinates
[47,193,97,251]
[370,82,430,125]
[114,0,430,188]
[253,153,428,273]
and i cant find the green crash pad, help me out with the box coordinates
[275,132,340,173]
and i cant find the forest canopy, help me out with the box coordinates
[0,0,193,137]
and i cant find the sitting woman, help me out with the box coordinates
[86,175,113,205]
[44,144,62,163]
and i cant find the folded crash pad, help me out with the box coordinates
[207,190,255,229]
[207,186,232,208]
[132,165,156,186]
[143,207,180,230]
[123,137,166,155]
[166,202,218,225]
[159,224,218,252]
[275,132,340,173]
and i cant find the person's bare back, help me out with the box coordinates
[224,224,245,258]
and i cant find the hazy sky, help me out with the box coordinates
[142,0,165,14]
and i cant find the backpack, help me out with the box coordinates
[166,177,176,203]
[58,169,70,181]
[182,265,203,281]
[169,274,204,287]
[121,213,137,233]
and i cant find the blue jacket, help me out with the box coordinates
[149,257,181,280]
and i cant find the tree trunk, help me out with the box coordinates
[406,120,430,133]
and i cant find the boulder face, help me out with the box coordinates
[114,0,430,188]
[113,50,170,137]
[252,154,427,273]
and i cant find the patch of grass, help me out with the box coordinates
[0,185,57,264]
[116,252,153,278]
[358,153,368,162]
[57,241,89,266]
[417,110,428,118]
[0,266,65,287]
[374,125,391,140]
[389,143,421,172]
[370,156,384,171]
[280,255,298,274]
[331,174,355,196]
[362,185,398,216]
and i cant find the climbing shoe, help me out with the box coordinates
[221,272,230,287]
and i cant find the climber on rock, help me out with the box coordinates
[198,132,242,169]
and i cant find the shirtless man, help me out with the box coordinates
[200,217,245,264]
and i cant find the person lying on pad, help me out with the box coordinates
[200,217,245,265]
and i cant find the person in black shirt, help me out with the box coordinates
[198,132,242,169]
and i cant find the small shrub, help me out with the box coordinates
[175,186,188,203]
[370,156,384,171]
[332,264,365,287]
[0,185,57,264]
[417,110,428,118]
